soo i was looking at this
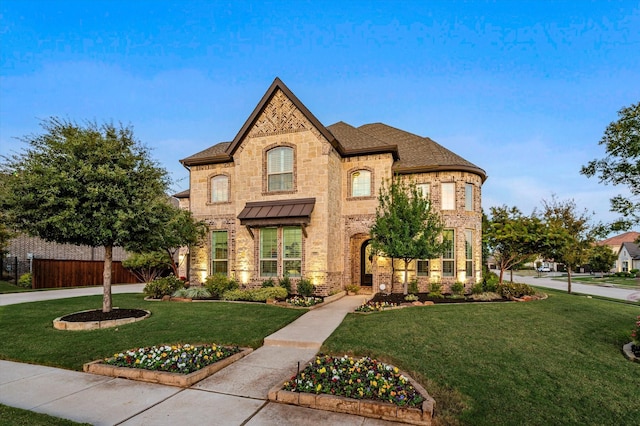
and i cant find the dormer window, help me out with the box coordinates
[351,169,371,197]
[267,147,294,191]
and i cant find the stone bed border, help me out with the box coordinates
[268,363,435,426]
[53,309,151,331]
[622,342,639,363]
[83,347,253,387]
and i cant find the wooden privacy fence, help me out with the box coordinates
[32,259,139,289]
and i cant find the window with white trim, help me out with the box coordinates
[465,229,473,278]
[211,175,229,203]
[441,182,455,210]
[283,227,302,277]
[417,183,430,201]
[442,229,455,277]
[465,183,473,211]
[260,228,278,277]
[211,231,228,274]
[351,170,371,197]
[267,147,293,191]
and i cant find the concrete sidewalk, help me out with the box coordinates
[1,294,402,425]
[504,272,640,302]
[0,283,146,306]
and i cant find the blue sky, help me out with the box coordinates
[1,1,639,228]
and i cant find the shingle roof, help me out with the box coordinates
[598,231,640,247]
[179,78,486,182]
[620,242,640,259]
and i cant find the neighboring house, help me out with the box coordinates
[617,242,640,273]
[597,231,640,272]
[177,78,486,295]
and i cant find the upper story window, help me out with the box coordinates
[267,147,293,192]
[210,175,229,203]
[441,182,455,210]
[351,170,371,197]
[416,183,430,201]
[465,183,474,211]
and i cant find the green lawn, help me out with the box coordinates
[0,293,306,370]
[571,275,640,289]
[0,404,90,426]
[0,279,33,293]
[322,289,640,426]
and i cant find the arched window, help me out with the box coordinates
[210,175,229,203]
[267,147,294,191]
[351,169,371,197]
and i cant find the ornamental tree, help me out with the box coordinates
[370,176,449,294]
[581,102,640,230]
[0,118,169,312]
[538,196,598,294]
[483,205,545,284]
[588,244,617,278]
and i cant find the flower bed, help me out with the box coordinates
[270,354,434,425]
[285,295,324,307]
[84,343,252,387]
[355,301,399,312]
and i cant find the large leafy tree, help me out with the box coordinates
[126,201,206,276]
[484,205,545,284]
[588,244,617,278]
[370,176,449,294]
[539,196,597,294]
[581,102,640,230]
[0,118,169,312]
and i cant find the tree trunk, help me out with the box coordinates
[509,269,513,283]
[167,248,179,276]
[403,261,409,295]
[103,245,113,312]
[499,268,505,284]
[567,265,572,294]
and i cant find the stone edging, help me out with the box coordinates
[83,347,253,387]
[53,309,151,331]
[622,342,639,363]
[268,365,435,425]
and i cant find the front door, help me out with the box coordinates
[360,240,373,287]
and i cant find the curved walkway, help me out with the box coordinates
[0,290,399,425]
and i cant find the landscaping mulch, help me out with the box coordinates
[60,308,148,322]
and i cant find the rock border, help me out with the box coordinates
[84,347,253,387]
[53,309,151,331]
[268,364,435,426]
[622,342,639,363]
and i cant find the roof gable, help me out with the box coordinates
[620,242,640,259]
[226,77,340,156]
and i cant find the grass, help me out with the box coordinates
[0,279,33,293]
[0,293,306,370]
[571,275,640,288]
[322,288,640,426]
[0,404,90,426]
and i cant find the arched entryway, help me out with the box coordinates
[360,240,373,288]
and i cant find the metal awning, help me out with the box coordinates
[237,198,316,228]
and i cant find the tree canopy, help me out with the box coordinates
[484,205,545,284]
[1,118,170,311]
[370,176,448,294]
[538,196,597,293]
[581,102,640,230]
[588,244,617,277]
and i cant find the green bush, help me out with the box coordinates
[204,273,239,298]
[471,282,484,295]
[221,286,287,302]
[261,278,276,287]
[497,282,536,299]
[173,286,212,299]
[278,275,292,295]
[144,275,184,299]
[408,278,419,295]
[296,278,314,297]
[451,281,465,295]
[18,273,32,288]
[404,294,419,302]
[483,271,499,293]
[428,282,443,298]
[631,269,639,277]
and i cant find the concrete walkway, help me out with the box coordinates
[0,283,146,306]
[0,291,402,425]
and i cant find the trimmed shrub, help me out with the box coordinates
[278,275,292,295]
[483,271,499,293]
[144,275,184,299]
[408,278,419,295]
[221,287,287,302]
[261,278,276,288]
[204,274,239,298]
[18,273,32,288]
[428,282,443,298]
[451,281,465,295]
[471,282,484,295]
[497,282,536,299]
[296,278,314,297]
[173,286,212,299]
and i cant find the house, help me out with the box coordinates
[176,78,486,295]
[597,231,640,272]
[617,242,640,273]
